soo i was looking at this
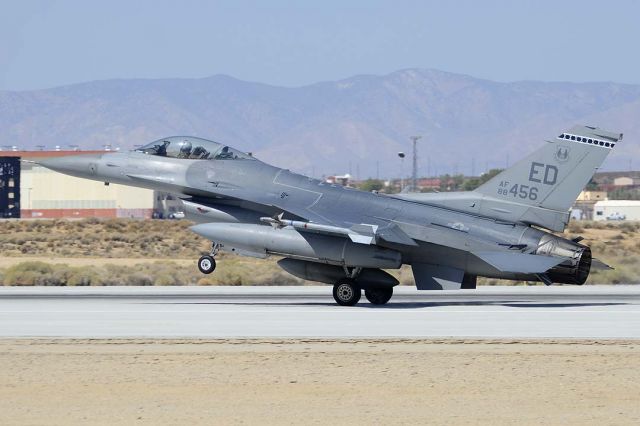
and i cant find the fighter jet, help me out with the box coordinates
[38,126,621,305]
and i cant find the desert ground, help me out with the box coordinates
[0,339,638,425]
[1,220,639,425]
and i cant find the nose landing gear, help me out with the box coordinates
[197,242,220,274]
[198,255,216,274]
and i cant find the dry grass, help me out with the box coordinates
[0,218,638,285]
[565,221,640,284]
[0,259,304,287]
[0,218,210,258]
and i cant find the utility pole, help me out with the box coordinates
[397,152,406,191]
[410,135,421,192]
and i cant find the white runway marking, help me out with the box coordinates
[1,285,639,339]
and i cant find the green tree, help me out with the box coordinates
[585,177,599,191]
[462,178,481,191]
[480,168,503,184]
[358,179,385,192]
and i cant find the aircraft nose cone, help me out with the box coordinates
[37,153,104,177]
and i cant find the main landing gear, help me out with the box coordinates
[331,267,394,306]
[333,278,361,306]
[364,287,393,305]
[197,242,220,274]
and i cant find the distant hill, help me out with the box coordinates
[1,69,639,178]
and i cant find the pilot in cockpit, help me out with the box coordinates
[191,145,209,159]
[156,140,170,156]
[217,146,233,159]
[178,141,192,158]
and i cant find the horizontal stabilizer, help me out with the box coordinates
[473,251,565,273]
[591,258,614,271]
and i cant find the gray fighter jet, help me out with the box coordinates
[38,125,620,305]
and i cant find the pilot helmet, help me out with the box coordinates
[179,140,192,155]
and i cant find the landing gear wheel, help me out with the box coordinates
[332,279,361,306]
[198,255,216,274]
[365,287,393,305]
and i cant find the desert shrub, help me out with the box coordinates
[6,270,41,285]
[620,222,640,233]
[154,274,176,286]
[590,241,607,254]
[197,277,216,286]
[618,256,637,265]
[84,217,101,225]
[3,261,54,285]
[590,268,635,285]
[215,268,244,286]
[263,271,301,286]
[6,261,54,275]
[567,222,584,233]
[67,267,101,286]
[125,272,153,286]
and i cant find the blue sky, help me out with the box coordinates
[1,0,639,90]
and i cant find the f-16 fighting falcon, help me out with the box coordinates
[38,126,621,305]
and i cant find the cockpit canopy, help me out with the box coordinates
[134,137,254,161]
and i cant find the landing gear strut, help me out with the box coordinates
[198,242,220,274]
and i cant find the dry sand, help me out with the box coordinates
[0,339,639,425]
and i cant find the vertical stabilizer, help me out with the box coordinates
[471,126,622,230]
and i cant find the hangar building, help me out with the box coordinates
[593,200,640,221]
[0,150,155,219]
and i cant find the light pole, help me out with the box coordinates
[397,152,405,192]
[410,135,422,192]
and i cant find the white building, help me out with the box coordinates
[1,151,154,219]
[593,200,640,221]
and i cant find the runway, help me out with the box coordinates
[1,285,639,339]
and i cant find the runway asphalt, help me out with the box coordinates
[1,285,639,339]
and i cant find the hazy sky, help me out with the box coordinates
[1,0,639,91]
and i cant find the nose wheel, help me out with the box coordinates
[198,255,216,274]
[198,242,220,274]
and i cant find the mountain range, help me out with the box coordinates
[1,68,639,178]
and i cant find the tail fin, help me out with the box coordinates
[473,125,622,230]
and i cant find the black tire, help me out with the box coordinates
[365,287,393,305]
[332,279,361,306]
[198,255,216,274]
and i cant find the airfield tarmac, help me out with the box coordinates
[2,286,639,425]
[0,285,639,338]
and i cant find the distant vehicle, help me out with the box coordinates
[606,212,626,221]
[38,126,620,305]
[169,211,185,219]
